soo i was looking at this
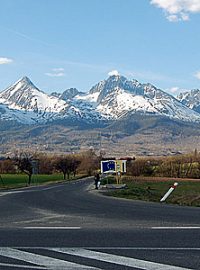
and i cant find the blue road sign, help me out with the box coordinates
[101,160,116,173]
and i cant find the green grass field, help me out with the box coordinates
[0,173,86,189]
[102,176,200,207]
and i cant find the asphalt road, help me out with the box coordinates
[0,178,200,269]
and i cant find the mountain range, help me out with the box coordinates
[0,75,200,156]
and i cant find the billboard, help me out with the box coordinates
[101,160,116,173]
[101,160,126,173]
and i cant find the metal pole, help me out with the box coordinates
[160,182,178,202]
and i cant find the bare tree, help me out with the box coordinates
[0,158,15,174]
[54,156,74,180]
[78,150,99,176]
[14,152,33,185]
[71,156,81,177]
[37,153,54,174]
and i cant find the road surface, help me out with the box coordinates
[0,178,199,269]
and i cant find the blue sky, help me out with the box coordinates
[0,0,200,95]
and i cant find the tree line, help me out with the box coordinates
[0,149,101,185]
[0,149,200,185]
[127,150,200,179]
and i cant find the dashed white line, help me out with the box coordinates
[23,227,81,230]
[152,227,200,230]
[41,184,66,191]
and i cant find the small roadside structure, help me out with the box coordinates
[100,159,127,185]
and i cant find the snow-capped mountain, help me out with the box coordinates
[0,74,200,125]
[74,74,200,122]
[0,77,69,123]
[177,89,200,114]
[0,76,67,113]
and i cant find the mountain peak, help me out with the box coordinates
[107,73,127,82]
[51,88,81,101]
[0,76,43,110]
[17,76,35,87]
[21,76,31,81]
[89,73,143,101]
[0,76,67,116]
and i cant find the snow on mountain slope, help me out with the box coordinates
[177,89,200,114]
[64,92,103,122]
[0,77,67,113]
[0,77,69,123]
[89,75,200,122]
[75,92,99,104]
[0,103,36,124]
[0,74,200,124]
[89,74,144,103]
[0,77,102,123]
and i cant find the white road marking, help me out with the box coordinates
[0,262,46,269]
[0,191,24,196]
[51,248,193,270]
[0,189,37,196]
[23,227,81,229]
[113,247,200,250]
[0,183,67,196]
[152,227,200,229]
[7,246,200,251]
[0,248,100,270]
[41,184,66,191]
[82,247,200,250]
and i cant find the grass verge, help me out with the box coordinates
[101,176,200,207]
[0,173,87,189]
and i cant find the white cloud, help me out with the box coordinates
[45,72,65,77]
[167,13,189,22]
[167,86,180,93]
[108,70,120,76]
[180,13,190,21]
[0,57,13,64]
[45,68,65,77]
[166,14,179,22]
[166,86,188,96]
[194,71,200,80]
[150,0,200,22]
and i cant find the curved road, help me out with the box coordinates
[0,177,200,269]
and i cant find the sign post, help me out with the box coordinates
[101,160,127,184]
